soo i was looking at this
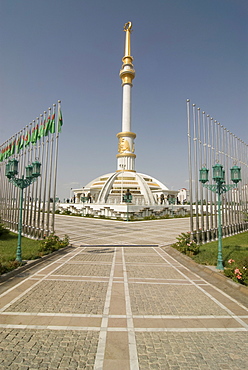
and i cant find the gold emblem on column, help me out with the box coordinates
[118,138,130,153]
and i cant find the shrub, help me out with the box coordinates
[171,232,200,256]
[0,221,9,237]
[0,260,21,275]
[143,215,156,220]
[224,258,248,286]
[38,234,69,254]
[61,210,71,215]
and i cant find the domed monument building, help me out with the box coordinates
[63,22,182,219]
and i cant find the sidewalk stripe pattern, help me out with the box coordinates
[0,245,247,369]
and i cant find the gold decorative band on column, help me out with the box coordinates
[122,56,133,64]
[119,69,135,79]
[116,131,136,139]
[119,72,135,86]
[116,153,136,158]
[116,169,136,173]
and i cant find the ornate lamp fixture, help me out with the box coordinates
[199,163,241,270]
[5,159,41,262]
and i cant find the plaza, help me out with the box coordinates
[0,216,247,369]
[0,13,247,369]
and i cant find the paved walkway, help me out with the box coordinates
[54,215,194,246]
[0,217,247,369]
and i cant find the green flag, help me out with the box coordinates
[2,146,7,160]
[5,144,11,159]
[38,119,45,139]
[58,108,63,133]
[44,115,51,136]
[24,130,31,147]
[31,125,39,144]
[10,140,15,155]
[16,137,20,153]
[0,147,5,161]
[6,145,10,159]
[16,134,24,153]
[49,113,56,134]
[19,135,24,151]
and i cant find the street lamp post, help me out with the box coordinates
[5,159,41,263]
[199,163,241,270]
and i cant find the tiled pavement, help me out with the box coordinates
[54,215,194,247]
[0,244,247,369]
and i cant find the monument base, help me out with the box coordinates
[57,203,190,220]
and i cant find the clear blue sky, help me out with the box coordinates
[1,0,247,200]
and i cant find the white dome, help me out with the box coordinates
[80,170,170,205]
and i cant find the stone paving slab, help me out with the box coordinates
[5,280,108,314]
[125,255,166,263]
[135,331,248,369]
[126,265,184,279]
[53,263,112,277]
[0,329,99,369]
[128,284,232,316]
[124,247,158,253]
[70,254,114,262]
[0,244,247,369]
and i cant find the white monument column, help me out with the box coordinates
[116,22,136,172]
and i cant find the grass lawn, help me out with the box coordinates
[0,232,42,263]
[0,231,69,275]
[192,231,248,267]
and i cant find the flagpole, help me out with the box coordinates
[42,110,50,238]
[7,136,14,230]
[229,132,234,233]
[242,140,247,229]
[197,107,204,238]
[31,117,40,238]
[5,138,10,225]
[234,134,239,231]
[46,105,56,235]
[187,99,194,237]
[6,138,13,229]
[0,154,5,221]
[10,133,18,232]
[16,129,24,234]
[13,130,21,232]
[0,142,5,220]
[0,158,6,221]
[29,119,36,237]
[193,104,200,242]
[51,100,61,233]
[22,125,27,235]
[223,125,228,234]
[24,122,33,236]
[2,141,8,222]
[37,114,44,239]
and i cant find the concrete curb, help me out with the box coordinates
[163,246,248,305]
[0,245,73,283]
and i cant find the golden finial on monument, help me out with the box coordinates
[124,21,132,31]
[123,21,132,57]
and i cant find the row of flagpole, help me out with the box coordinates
[0,101,63,239]
[187,99,248,243]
